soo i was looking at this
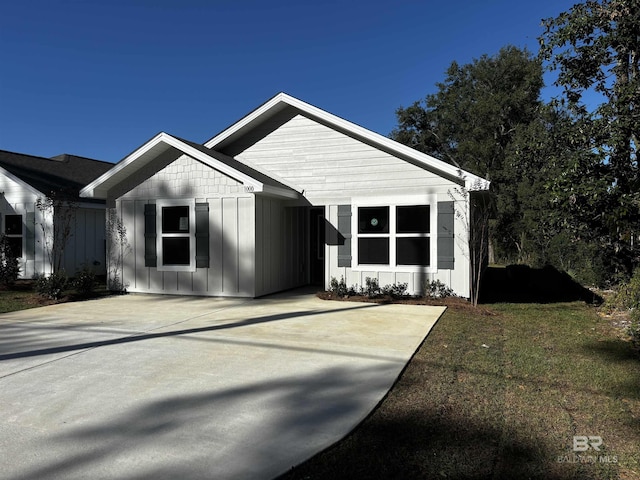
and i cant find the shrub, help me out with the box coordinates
[608,268,640,350]
[72,267,96,296]
[108,274,127,294]
[0,235,20,286]
[363,277,381,298]
[381,282,409,299]
[329,276,348,297]
[425,280,455,299]
[34,271,68,300]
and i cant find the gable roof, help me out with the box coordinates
[0,150,113,201]
[204,92,490,191]
[80,132,299,200]
[81,93,490,201]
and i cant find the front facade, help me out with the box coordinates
[0,151,112,278]
[81,94,489,298]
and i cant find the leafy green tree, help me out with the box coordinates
[391,46,544,261]
[539,0,640,279]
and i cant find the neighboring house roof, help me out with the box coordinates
[204,92,490,191]
[80,132,299,200]
[0,150,113,201]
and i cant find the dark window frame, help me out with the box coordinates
[4,214,23,258]
[357,206,390,265]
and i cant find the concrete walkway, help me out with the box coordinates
[0,291,445,480]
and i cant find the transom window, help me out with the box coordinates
[4,214,23,258]
[357,205,430,267]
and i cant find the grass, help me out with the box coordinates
[278,301,640,480]
[0,280,113,314]
[0,282,637,478]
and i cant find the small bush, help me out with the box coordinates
[108,274,127,294]
[425,280,455,299]
[329,276,348,297]
[34,271,68,300]
[381,282,409,298]
[72,267,96,296]
[363,277,381,298]
[0,235,20,286]
[607,268,640,350]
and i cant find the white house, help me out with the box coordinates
[0,150,113,278]
[80,93,490,298]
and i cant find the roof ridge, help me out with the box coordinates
[50,153,112,165]
[0,149,56,162]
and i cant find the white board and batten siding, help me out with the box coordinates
[231,113,472,297]
[59,206,107,276]
[0,173,51,278]
[115,154,258,297]
[254,197,307,297]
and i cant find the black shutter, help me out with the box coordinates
[337,205,352,268]
[195,202,209,268]
[437,201,455,269]
[25,212,35,261]
[144,204,157,267]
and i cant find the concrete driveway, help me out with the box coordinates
[0,291,445,480]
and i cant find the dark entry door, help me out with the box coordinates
[310,207,325,285]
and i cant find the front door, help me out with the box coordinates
[309,207,325,285]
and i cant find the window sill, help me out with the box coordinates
[351,265,438,274]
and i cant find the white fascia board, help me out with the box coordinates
[80,132,169,198]
[204,94,288,149]
[81,132,265,199]
[0,165,45,198]
[205,93,491,192]
[261,184,299,199]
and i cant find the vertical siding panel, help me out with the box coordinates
[284,208,292,288]
[121,200,136,290]
[222,197,238,293]
[133,201,145,291]
[237,196,254,296]
[177,271,193,293]
[262,199,271,293]
[76,209,85,272]
[95,209,106,275]
[272,200,282,290]
[164,271,178,292]
[254,197,264,296]
[209,198,223,293]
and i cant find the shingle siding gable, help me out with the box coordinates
[121,154,244,199]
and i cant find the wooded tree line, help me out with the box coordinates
[391,0,639,286]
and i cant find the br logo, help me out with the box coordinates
[573,436,602,452]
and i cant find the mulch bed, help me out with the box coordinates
[316,291,495,315]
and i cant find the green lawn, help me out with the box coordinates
[0,280,113,314]
[279,301,640,480]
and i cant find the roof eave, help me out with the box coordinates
[0,165,44,198]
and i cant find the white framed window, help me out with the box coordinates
[354,203,433,271]
[157,199,195,272]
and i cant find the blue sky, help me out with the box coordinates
[1,0,579,163]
